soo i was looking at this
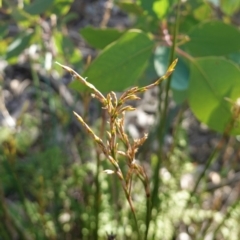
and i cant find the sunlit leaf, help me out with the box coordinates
[51,0,74,16]
[70,29,154,92]
[189,57,240,134]
[6,32,34,61]
[153,0,169,19]
[117,1,144,15]
[24,0,54,15]
[220,0,240,15]
[80,26,124,49]
[183,21,240,57]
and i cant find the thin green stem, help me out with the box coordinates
[122,184,141,239]
[144,193,151,240]
[167,102,188,158]
[188,147,218,203]
[94,151,101,240]
[150,0,181,224]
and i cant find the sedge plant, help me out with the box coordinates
[56,59,177,239]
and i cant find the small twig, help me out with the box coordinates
[100,0,113,28]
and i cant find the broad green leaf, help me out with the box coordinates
[220,0,240,15]
[117,1,144,15]
[183,21,240,57]
[70,29,154,92]
[189,57,240,135]
[154,46,189,103]
[11,7,31,21]
[80,26,124,49]
[6,32,34,61]
[153,0,169,19]
[11,7,37,27]
[228,51,240,66]
[24,0,54,15]
[179,15,200,34]
[137,0,176,19]
[193,3,212,21]
[134,14,159,33]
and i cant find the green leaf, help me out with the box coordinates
[51,0,74,16]
[183,21,240,57]
[137,0,176,19]
[228,51,240,66]
[80,26,124,49]
[61,13,78,24]
[220,0,240,15]
[153,0,169,19]
[53,31,82,68]
[171,89,188,104]
[154,46,190,104]
[6,32,34,61]
[189,57,240,135]
[179,15,200,34]
[0,39,8,56]
[0,24,9,40]
[24,0,55,15]
[193,3,212,21]
[70,29,154,92]
[137,0,157,17]
[0,127,14,144]
[117,1,144,15]
[134,14,159,33]
[11,7,37,27]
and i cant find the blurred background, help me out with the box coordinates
[1,0,240,239]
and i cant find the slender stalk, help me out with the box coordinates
[144,192,151,240]
[94,150,101,240]
[167,102,188,157]
[149,0,181,232]
[121,183,141,239]
[94,108,107,239]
